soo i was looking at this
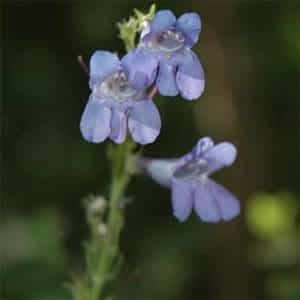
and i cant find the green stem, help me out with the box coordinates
[72,6,156,299]
[90,141,133,300]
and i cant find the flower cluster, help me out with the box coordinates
[80,8,240,223]
[80,10,204,145]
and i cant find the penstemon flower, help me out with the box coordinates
[122,10,205,100]
[80,50,161,145]
[139,137,240,223]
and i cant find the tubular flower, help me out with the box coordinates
[139,137,240,223]
[122,10,205,100]
[80,51,161,145]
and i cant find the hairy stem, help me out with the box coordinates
[90,141,133,300]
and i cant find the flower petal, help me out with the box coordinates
[179,137,214,164]
[151,10,176,34]
[176,13,201,47]
[171,178,194,222]
[156,60,179,96]
[109,109,127,144]
[80,95,111,143]
[192,137,214,157]
[202,142,237,175]
[89,51,120,89]
[121,48,159,90]
[207,179,240,221]
[194,180,222,223]
[128,100,161,145]
[176,49,205,100]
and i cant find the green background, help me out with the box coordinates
[2,0,300,299]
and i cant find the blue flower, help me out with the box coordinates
[80,51,161,145]
[139,137,240,223]
[122,10,205,100]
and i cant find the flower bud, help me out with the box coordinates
[85,195,107,219]
[97,223,108,237]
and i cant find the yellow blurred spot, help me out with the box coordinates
[246,192,298,240]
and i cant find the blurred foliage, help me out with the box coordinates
[246,192,300,300]
[268,275,300,300]
[246,192,298,240]
[0,210,70,300]
[279,9,300,67]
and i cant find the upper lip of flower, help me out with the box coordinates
[144,10,202,49]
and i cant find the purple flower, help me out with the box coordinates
[122,10,205,100]
[80,51,161,145]
[139,137,240,223]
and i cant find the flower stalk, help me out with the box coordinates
[89,140,134,300]
[70,5,156,300]
[77,55,89,76]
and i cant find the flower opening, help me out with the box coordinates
[142,29,185,54]
[96,71,140,102]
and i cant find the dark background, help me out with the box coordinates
[2,0,300,299]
